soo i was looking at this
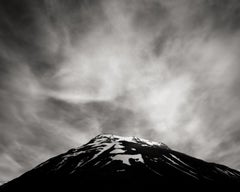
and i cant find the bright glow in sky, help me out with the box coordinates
[1,0,240,181]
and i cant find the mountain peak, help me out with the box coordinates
[89,134,170,149]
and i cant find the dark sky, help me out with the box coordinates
[1,0,240,181]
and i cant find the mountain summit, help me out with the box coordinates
[1,134,240,191]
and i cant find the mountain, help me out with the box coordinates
[1,134,240,191]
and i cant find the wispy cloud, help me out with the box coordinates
[1,0,240,181]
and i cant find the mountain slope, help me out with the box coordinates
[1,134,240,191]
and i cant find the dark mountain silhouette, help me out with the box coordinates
[1,134,240,191]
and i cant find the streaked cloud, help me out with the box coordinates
[0,0,240,182]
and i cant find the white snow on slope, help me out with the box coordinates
[170,154,194,170]
[111,154,144,166]
[163,155,179,166]
[95,134,168,148]
[110,148,126,154]
[215,167,239,177]
[77,143,114,168]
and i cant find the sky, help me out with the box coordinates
[1,0,240,182]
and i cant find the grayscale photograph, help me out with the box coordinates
[0,0,240,191]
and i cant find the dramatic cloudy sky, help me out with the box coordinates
[1,0,240,181]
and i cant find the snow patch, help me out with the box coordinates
[110,148,126,154]
[76,143,114,168]
[94,134,168,149]
[111,154,144,165]
[163,155,179,166]
[170,154,194,169]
